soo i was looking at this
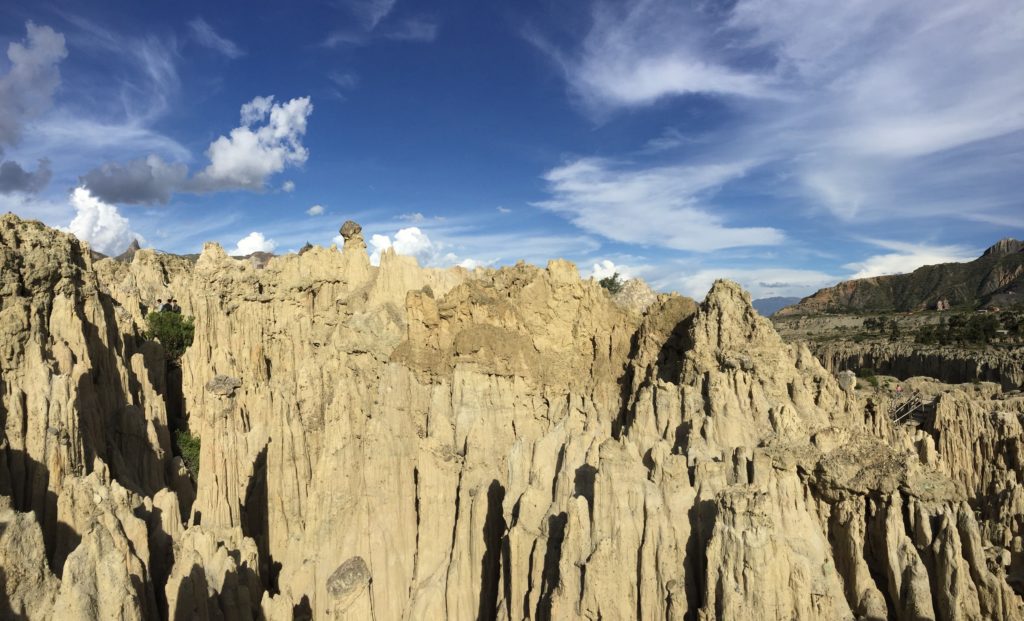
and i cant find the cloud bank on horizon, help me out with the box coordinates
[0,0,1020,299]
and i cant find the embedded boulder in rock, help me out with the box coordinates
[326,556,372,617]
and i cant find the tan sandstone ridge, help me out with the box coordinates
[2,211,1024,620]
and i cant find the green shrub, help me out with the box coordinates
[175,429,200,477]
[599,272,625,295]
[853,367,879,387]
[862,317,883,332]
[914,312,1006,346]
[145,311,195,360]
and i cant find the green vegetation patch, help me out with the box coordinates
[599,272,625,295]
[175,429,200,477]
[915,312,1020,346]
[855,367,879,387]
[145,311,195,360]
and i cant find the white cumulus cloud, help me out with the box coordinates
[306,204,324,216]
[239,95,274,125]
[64,187,142,255]
[230,231,277,256]
[367,226,466,267]
[590,259,632,280]
[370,227,428,264]
[193,95,313,191]
[81,95,314,204]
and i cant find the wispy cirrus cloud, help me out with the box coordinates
[188,17,244,59]
[328,72,358,90]
[22,113,190,175]
[843,239,978,280]
[527,0,775,113]
[384,18,438,42]
[535,157,783,252]
[57,12,181,122]
[668,267,839,300]
[340,0,398,30]
[324,18,439,47]
[0,15,189,208]
[323,0,438,47]
[532,0,1024,228]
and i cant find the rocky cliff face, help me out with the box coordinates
[2,213,1024,620]
[812,340,1024,391]
[0,214,177,619]
[778,238,1024,315]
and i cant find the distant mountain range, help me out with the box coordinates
[778,238,1024,315]
[752,296,802,316]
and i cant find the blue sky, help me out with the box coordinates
[1,0,1021,299]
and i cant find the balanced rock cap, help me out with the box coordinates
[339,220,362,240]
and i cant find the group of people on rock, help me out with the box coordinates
[155,298,181,313]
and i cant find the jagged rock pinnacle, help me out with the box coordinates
[114,239,141,263]
[983,237,1024,258]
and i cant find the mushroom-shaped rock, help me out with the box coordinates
[339,220,362,240]
[339,220,366,252]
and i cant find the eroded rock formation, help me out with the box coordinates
[811,340,1024,391]
[2,212,1024,619]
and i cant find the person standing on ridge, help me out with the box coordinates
[170,299,181,313]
